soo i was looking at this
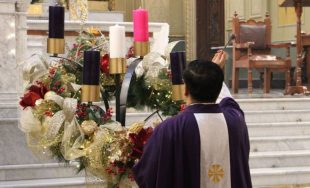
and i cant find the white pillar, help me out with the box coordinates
[15,0,31,96]
[16,0,31,67]
[0,1,18,97]
[0,0,30,98]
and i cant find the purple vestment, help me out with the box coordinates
[133,96,252,188]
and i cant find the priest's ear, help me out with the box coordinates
[184,84,189,97]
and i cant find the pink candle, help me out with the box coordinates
[133,8,149,42]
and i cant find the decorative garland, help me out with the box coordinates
[19,30,184,187]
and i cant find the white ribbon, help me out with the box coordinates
[44,97,78,142]
[19,107,41,133]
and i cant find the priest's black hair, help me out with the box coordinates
[183,60,224,103]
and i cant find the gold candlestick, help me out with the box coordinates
[109,58,126,74]
[172,84,186,101]
[134,41,150,57]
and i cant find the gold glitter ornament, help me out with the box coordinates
[128,122,144,133]
[35,99,43,106]
[44,91,57,100]
[44,91,64,107]
[81,120,98,136]
[69,0,88,22]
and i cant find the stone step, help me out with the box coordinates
[0,105,19,119]
[0,177,87,188]
[0,118,18,126]
[0,163,83,181]
[125,110,310,125]
[236,98,310,111]
[28,43,45,48]
[248,122,310,137]
[3,104,310,124]
[250,136,310,152]
[251,166,310,187]
[245,110,310,123]
[1,165,310,188]
[121,112,154,126]
[250,150,310,169]
[0,93,18,100]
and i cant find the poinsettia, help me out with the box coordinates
[19,85,48,109]
[126,46,135,59]
[28,85,48,98]
[20,92,41,109]
[129,127,153,159]
[100,54,110,75]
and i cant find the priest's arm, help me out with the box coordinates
[217,83,252,188]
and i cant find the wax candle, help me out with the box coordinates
[83,50,100,85]
[48,6,64,39]
[170,52,186,85]
[133,8,149,42]
[109,25,126,58]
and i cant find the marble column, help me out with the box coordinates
[16,0,31,69]
[0,1,18,97]
[0,0,31,98]
[16,0,31,95]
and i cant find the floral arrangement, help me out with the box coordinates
[19,30,183,187]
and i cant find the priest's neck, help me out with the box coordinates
[186,96,215,106]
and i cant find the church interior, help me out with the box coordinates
[1,0,310,187]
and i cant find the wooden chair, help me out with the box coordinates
[232,12,291,94]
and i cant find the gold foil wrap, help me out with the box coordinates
[172,84,186,101]
[81,85,100,102]
[109,58,126,74]
[47,38,65,55]
[134,41,150,57]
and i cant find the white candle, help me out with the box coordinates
[109,25,126,58]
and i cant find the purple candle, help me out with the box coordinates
[48,6,64,38]
[170,52,186,85]
[83,50,100,85]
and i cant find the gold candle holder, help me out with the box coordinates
[47,38,65,55]
[134,41,150,57]
[109,58,126,74]
[172,84,186,101]
[81,85,100,102]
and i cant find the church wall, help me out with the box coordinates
[115,0,185,40]
[225,0,268,41]
[269,0,310,43]
[223,0,308,87]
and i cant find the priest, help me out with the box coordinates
[133,51,252,188]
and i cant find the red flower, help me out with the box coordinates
[117,167,125,174]
[129,127,153,159]
[49,68,56,75]
[167,70,172,80]
[180,104,186,112]
[19,85,48,109]
[28,85,48,98]
[100,54,110,75]
[126,46,135,59]
[19,91,41,108]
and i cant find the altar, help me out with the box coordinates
[1,1,310,187]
